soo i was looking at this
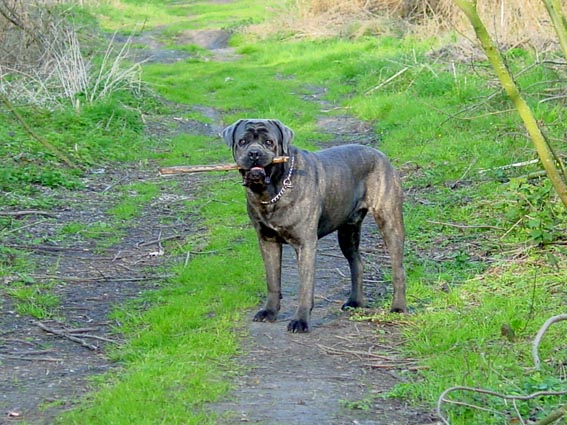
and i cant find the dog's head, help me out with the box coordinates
[222,119,294,188]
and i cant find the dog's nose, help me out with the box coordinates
[248,150,261,162]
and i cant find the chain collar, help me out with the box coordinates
[260,155,295,205]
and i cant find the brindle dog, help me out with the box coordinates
[222,119,406,333]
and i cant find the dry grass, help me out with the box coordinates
[250,0,563,48]
[0,0,141,109]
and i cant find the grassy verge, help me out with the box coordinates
[63,180,265,424]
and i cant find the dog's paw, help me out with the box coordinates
[341,300,363,311]
[390,305,408,313]
[287,319,310,333]
[253,309,278,322]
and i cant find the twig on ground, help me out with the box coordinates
[427,220,504,231]
[437,386,567,425]
[438,313,567,424]
[535,405,567,425]
[0,210,57,218]
[316,343,418,369]
[0,354,63,362]
[29,274,170,283]
[478,159,539,174]
[3,220,49,235]
[533,314,567,371]
[450,158,477,189]
[365,67,408,95]
[70,334,118,344]
[34,321,99,350]
[137,234,182,247]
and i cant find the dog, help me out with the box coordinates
[222,119,407,333]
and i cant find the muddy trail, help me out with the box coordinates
[0,24,437,425]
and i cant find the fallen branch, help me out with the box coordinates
[28,274,171,283]
[137,234,182,247]
[533,313,567,370]
[159,156,289,175]
[0,210,57,218]
[69,333,118,344]
[478,159,539,174]
[365,67,409,95]
[437,386,567,425]
[427,220,504,231]
[34,321,99,351]
[437,313,567,424]
[0,354,63,362]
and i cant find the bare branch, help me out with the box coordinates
[533,314,567,370]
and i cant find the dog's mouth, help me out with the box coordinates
[241,165,272,187]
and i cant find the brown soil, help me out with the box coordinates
[0,23,437,425]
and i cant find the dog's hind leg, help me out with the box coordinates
[372,196,407,313]
[338,221,365,310]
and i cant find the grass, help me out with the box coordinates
[88,0,276,33]
[108,182,160,220]
[1,0,566,424]
[6,283,60,319]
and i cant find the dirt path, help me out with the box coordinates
[210,240,433,424]
[0,21,437,425]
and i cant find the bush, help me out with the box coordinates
[0,0,142,110]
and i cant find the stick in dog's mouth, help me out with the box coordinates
[158,156,289,175]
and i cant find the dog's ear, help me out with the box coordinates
[221,119,245,148]
[269,119,294,155]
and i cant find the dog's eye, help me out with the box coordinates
[265,139,274,147]
[238,139,247,146]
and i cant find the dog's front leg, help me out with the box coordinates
[253,237,282,322]
[288,237,317,333]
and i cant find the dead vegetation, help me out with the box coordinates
[252,0,562,50]
[0,0,141,109]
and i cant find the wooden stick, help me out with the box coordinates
[158,156,289,175]
[34,321,99,351]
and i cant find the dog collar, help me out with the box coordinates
[260,155,295,205]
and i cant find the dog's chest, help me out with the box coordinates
[249,203,301,242]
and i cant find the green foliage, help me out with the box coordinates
[0,95,150,211]
[501,178,567,244]
[0,246,33,278]
[339,397,374,411]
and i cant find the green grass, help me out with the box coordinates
[108,182,160,220]
[68,3,567,423]
[6,282,60,319]
[88,0,276,33]
[62,177,263,424]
